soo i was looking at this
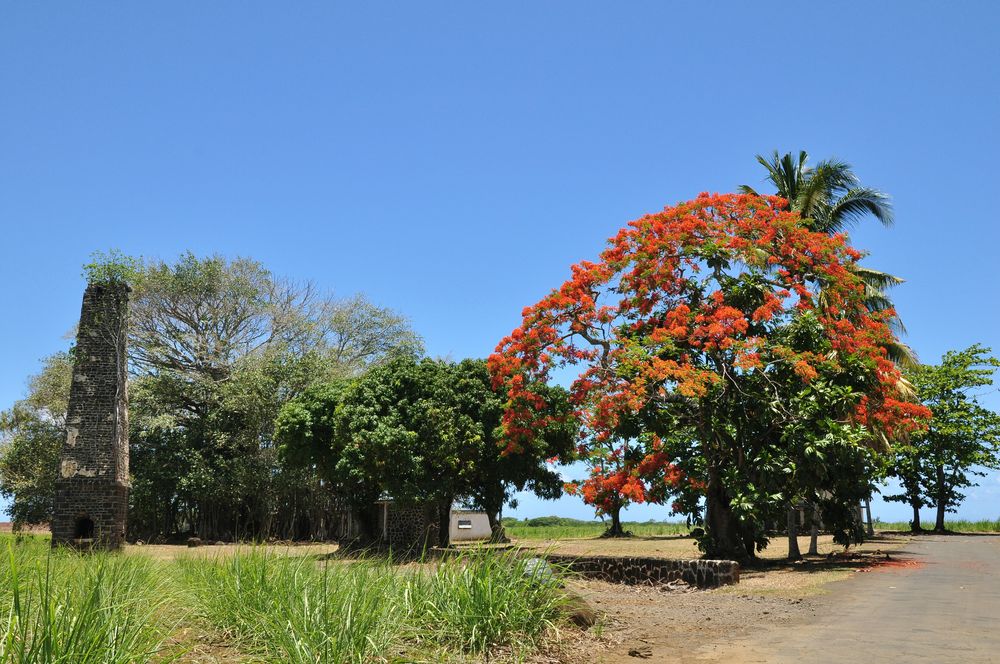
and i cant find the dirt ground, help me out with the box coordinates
[516,532,907,562]
[529,533,915,664]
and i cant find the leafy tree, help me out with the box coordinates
[452,360,577,541]
[490,193,928,559]
[0,353,73,527]
[276,356,575,547]
[886,345,1000,532]
[742,151,916,553]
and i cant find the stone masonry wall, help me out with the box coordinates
[386,503,439,552]
[51,283,130,551]
[545,554,740,588]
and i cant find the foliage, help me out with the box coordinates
[490,193,929,559]
[886,345,1000,531]
[81,249,143,287]
[1,253,421,542]
[276,355,575,544]
[0,353,73,527]
[126,254,421,541]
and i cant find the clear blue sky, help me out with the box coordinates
[2,2,998,523]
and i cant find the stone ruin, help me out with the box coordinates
[51,282,130,551]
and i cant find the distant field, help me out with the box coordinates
[504,518,692,540]
[505,517,1000,541]
[875,519,1000,533]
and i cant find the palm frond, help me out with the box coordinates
[818,187,894,234]
[795,159,854,220]
[853,265,905,292]
[754,151,808,204]
[738,184,762,196]
[883,340,919,370]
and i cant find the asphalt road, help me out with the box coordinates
[708,534,1000,663]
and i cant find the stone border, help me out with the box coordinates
[545,554,739,588]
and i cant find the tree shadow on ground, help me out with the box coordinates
[742,544,922,575]
[880,529,1000,537]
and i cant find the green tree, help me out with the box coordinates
[450,359,577,542]
[0,353,73,527]
[742,151,914,553]
[886,345,1000,532]
[276,356,575,547]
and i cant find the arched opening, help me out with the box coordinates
[74,516,95,540]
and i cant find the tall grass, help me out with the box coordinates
[177,551,401,663]
[402,552,566,658]
[0,536,178,664]
[178,548,567,663]
[0,536,571,662]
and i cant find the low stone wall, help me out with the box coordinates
[545,554,739,588]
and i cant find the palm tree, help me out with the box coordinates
[740,150,916,368]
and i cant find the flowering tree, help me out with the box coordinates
[490,193,928,559]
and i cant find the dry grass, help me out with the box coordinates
[125,541,340,561]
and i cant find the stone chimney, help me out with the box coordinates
[51,282,130,550]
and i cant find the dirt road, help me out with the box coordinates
[698,534,1000,663]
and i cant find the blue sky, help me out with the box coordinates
[2,2,998,523]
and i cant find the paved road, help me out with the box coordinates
[706,535,1000,663]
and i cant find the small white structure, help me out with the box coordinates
[449,510,491,542]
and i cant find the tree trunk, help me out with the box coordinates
[704,466,748,560]
[934,464,947,532]
[864,498,875,537]
[437,498,453,548]
[911,502,922,533]
[485,510,510,543]
[808,503,819,556]
[786,505,801,561]
[602,502,627,537]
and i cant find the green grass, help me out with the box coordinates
[505,519,692,540]
[874,518,1000,532]
[176,548,568,663]
[0,535,179,664]
[0,537,570,663]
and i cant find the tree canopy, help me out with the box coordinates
[490,192,929,558]
[886,345,1000,532]
[276,355,576,546]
